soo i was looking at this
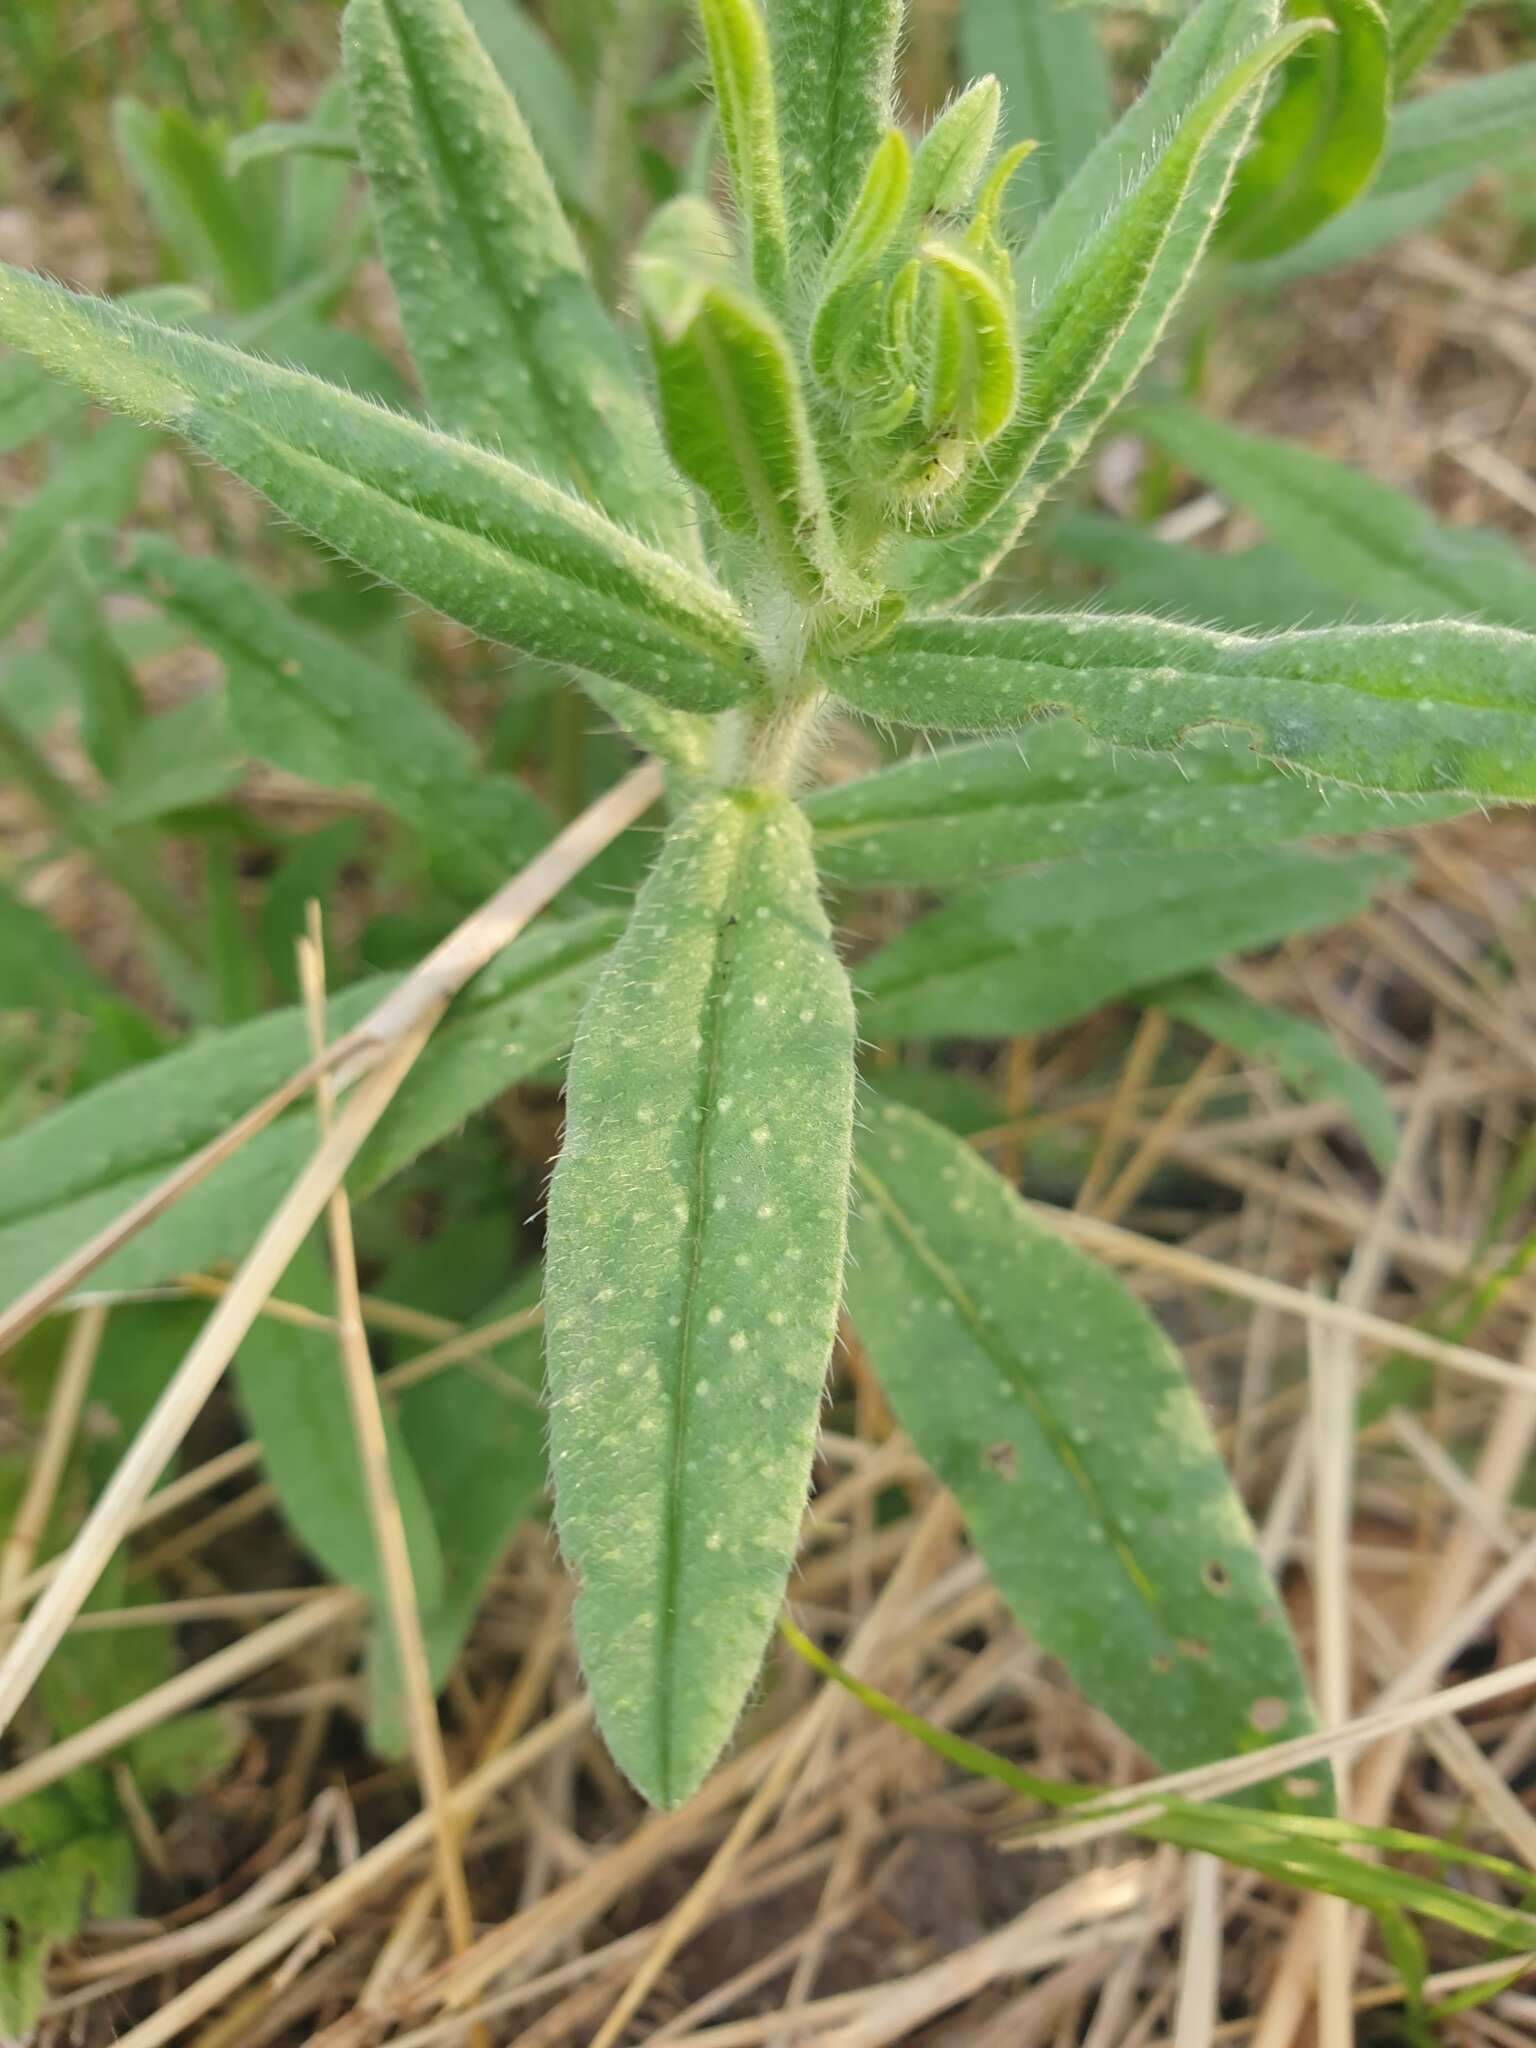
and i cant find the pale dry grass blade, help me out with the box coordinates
[298,909,476,1970]
[0,765,659,1750]
[1034,1202,1535,1395]
[0,1301,105,1645]
[0,1025,434,1746]
[1308,1324,1355,2048]
[0,760,662,1359]
[107,1700,591,2048]
[820,1864,1154,2048]
[0,1585,358,1810]
[0,1055,340,1356]
[1172,1855,1222,2048]
[585,1494,961,2048]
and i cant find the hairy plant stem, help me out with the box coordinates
[739,686,826,794]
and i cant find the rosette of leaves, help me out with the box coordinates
[5,0,1536,1810]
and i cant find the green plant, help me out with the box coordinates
[4,0,1536,1835]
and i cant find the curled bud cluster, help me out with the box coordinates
[808,83,1033,518]
[631,35,1038,641]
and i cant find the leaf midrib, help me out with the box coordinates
[656,811,756,1802]
[879,632,1522,715]
[377,0,599,505]
[854,1147,1161,1616]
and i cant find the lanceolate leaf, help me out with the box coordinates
[959,0,1112,222]
[1134,399,1536,632]
[828,610,1536,798]
[765,0,902,270]
[101,532,554,894]
[803,723,1460,888]
[856,845,1396,1038]
[544,794,855,1806]
[1219,0,1390,260]
[343,0,694,555]
[849,1102,1317,1779]
[0,266,762,715]
[0,912,619,1306]
[1153,970,1399,1167]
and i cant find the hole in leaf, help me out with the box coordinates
[1249,1696,1289,1734]
[983,1441,1018,1480]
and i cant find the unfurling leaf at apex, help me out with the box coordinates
[637,200,865,610]
[698,0,791,303]
[908,75,1001,217]
[545,793,855,1806]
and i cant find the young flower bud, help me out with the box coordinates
[917,237,1020,445]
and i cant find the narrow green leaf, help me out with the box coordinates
[849,1100,1316,1775]
[807,127,911,387]
[0,352,81,455]
[857,845,1395,1038]
[803,722,1460,888]
[350,910,622,1191]
[102,532,554,894]
[343,0,694,555]
[1153,970,1399,1167]
[46,537,144,781]
[1387,0,1466,84]
[545,793,855,1805]
[0,912,618,1307]
[458,0,591,207]
[1220,0,1390,260]
[1236,63,1536,285]
[1045,508,1369,631]
[97,694,246,829]
[114,98,279,312]
[234,1243,448,1735]
[959,0,1112,222]
[697,0,790,303]
[0,266,763,716]
[638,201,857,606]
[397,1270,547,1686]
[765,0,902,270]
[946,18,1312,536]
[1134,398,1536,632]
[0,420,151,643]
[828,609,1536,798]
